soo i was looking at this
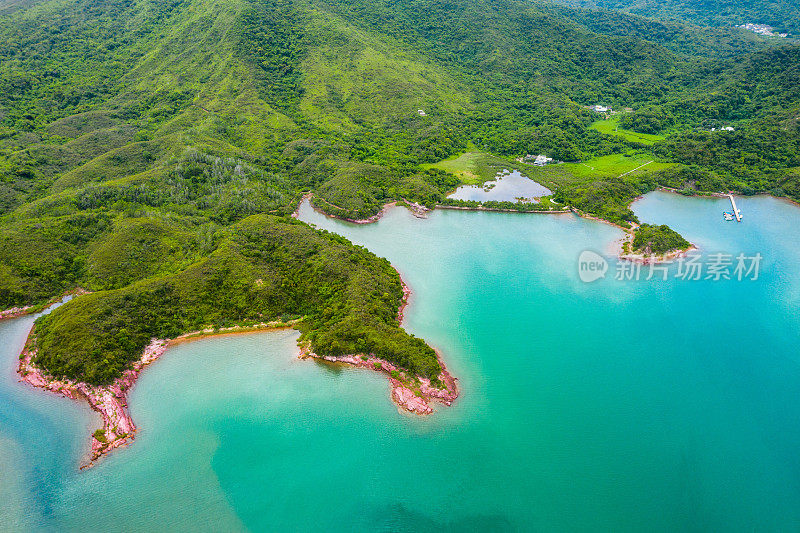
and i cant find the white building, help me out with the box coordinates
[738,23,785,37]
[520,154,554,166]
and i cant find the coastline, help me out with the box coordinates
[299,273,458,415]
[18,332,165,469]
[437,204,571,215]
[299,346,459,415]
[295,191,701,265]
[619,242,698,264]
[298,180,799,231]
[343,201,398,225]
[0,306,33,322]
[12,186,729,468]
[610,220,697,265]
[657,186,730,199]
[569,208,631,232]
[11,185,764,468]
[294,193,431,224]
[396,272,412,324]
[0,288,90,323]
[17,320,300,469]
[13,272,452,467]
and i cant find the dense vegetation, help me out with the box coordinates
[553,0,800,36]
[439,198,564,212]
[1,0,799,385]
[619,106,675,134]
[553,176,653,227]
[33,216,441,385]
[631,223,691,254]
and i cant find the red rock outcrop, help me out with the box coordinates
[18,337,169,468]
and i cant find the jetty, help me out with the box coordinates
[728,194,742,222]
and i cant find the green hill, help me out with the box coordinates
[1,0,799,385]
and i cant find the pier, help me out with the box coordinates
[728,194,742,222]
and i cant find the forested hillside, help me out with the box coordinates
[1,0,799,385]
[552,0,800,36]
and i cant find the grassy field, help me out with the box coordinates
[421,150,520,185]
[591,116,666,145]
[424,150,678,227]
[513,153,674,186]
[425,150,676,191]
[562,153,673,180]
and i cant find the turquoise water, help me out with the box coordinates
[2,191,800,530]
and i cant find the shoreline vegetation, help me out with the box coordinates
[300,275,458,415]
[10,272,457,467]
[0,306,32,321]
[297,191,696,262]
[297,193,431,223]
[299,347,459,415]
[14,213,446,386]
[0,288,91,323]
[617,232,698,264]
[3,214,457,468]
[0,186,778,468]
[0,0,798,498]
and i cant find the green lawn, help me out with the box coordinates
[516,153,675,188]
[421,150,519,185]
[425,150,675,190]
[562,153,673,180]
[591,116,666,145]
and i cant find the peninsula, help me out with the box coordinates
[9,219,458,465]
[0,0,798,470]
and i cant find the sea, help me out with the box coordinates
[1,191,800,531]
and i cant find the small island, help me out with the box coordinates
[621,223,695,263]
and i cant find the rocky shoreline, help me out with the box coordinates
[14,284,452,468]
[17,320,299,468]
[396,273,412,324]
[342,201,398,224]
[18,333,168,468]
[299,275,458,415]
[0,306,33,321]
[657,186,731,199]
[0,288,92,322]
[579,206,697,265]
[299,346,458,415]
[615,228,697,264]
[619,243,698,264]
[437,204,571,215]
[294,192,690,266]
